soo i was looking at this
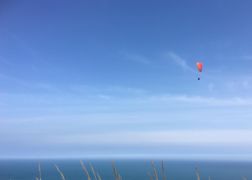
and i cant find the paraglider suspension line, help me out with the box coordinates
[198,72,201,80]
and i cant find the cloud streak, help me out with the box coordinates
[146,94,252,106]
[122,52,151,65]
[165,52,195,73]
[51,129,252,146]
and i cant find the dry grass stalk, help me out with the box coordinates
[35,163,42,180]
[38,163,42,180]
[112,161,122,180]
[161,161,166,180]
[89,163,98,180]
[55,165,66,180]
[97,172,102,180]
[195,168,200,180]
[242,176,248,180]
[80,160,91,180]
[151,161,159,180]
[147,171,154,180]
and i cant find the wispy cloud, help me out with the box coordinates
[0,73,31,87]
[106,86,147,94]
[242,80,250,89]
[0,73,62,93]
[225,79,252,92]
[3,86,252,109]
[165,52,195,72]
[96,94,112,100]
[121,52,151,65]
[147,94,252,106]
[35,82,63,93]
[242,55,252,61]
[208,83,215,92]
[2,30,55,71]
[51,129,252,146]
[69,85,147,96]
[0,56,15,66]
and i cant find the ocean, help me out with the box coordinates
[0,159,252,180]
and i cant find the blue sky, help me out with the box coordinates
[1,0,252,159]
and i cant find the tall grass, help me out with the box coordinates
[32,160,248,180]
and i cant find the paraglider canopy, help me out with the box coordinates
[196,62,203,72]
[196,62,203,80]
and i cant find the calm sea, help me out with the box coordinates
[0,159,251,180]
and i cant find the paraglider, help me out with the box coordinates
[196,62,203,80]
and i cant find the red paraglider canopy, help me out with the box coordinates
[196,62,203,72]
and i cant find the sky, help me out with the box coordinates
[1,0,252,160]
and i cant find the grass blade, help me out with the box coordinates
[112,161,121,180]
[161,161,166,180]
[195,168,200,180]
[89,163,98,180]
[80,160,91,180]
[151,161,158,180]
[38,163,42,180]
[55,165,66,180]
